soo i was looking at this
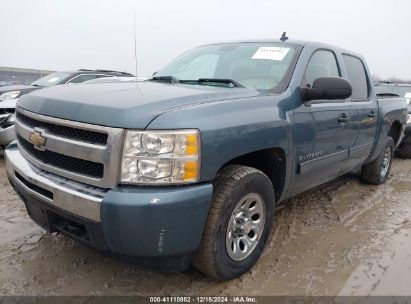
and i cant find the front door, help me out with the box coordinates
[289,49,353,195]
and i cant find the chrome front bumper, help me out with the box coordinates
[5,144,107,222]
[0,124,16,145]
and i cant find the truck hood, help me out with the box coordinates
[17,81,261,129]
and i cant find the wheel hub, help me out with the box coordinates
[232,213,253,237]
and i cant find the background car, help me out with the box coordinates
[0,98,17,155]
[0,69,134,101]
[83,76,146,84]
[375,82,411,157]
[0,69,135,152]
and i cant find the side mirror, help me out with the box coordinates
[152,71,157,76]
[301,77,352,101]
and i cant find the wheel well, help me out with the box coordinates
[222,148,286,202]
[388,121,402,146]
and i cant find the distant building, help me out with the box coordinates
[0,67,54,86]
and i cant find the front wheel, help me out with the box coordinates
[193,165,275,281]
[360,137,395,185]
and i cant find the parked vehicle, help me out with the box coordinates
[374,82,411,157]
[5,40,407,280]
[0,69,134,149]
[0,99,16,155]
[0,69,134,101]
[84,76,147,83]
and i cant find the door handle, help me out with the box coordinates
[368,111,377,118]
[338,113,350,123]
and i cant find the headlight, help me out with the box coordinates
[406,114,411,124]
[121,130,200,184]
[6,113,16,123]
[0,91,20,101]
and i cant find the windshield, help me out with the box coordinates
[30,72,71,87]
[155,42,299,91]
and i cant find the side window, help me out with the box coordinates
[342,55,369,100]
[68,74,99,84]
[303,50,340,88]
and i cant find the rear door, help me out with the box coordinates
[342,54,378,167]
[290,49,354,194]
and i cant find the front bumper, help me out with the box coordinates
[5,143,213,267]
[0,124,15,146]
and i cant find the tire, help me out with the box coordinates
[360,137,395,185]
[193,165,275,281]
[397,143,411,158]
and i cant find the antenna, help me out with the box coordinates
[133,10,138,80]
[280,32,288,42]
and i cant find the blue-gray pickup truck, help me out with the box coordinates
[5,40,407,280]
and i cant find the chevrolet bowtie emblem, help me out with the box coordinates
[29,130,46,150]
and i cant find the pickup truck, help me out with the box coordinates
[374,82,411,157]
[5,40,407,280]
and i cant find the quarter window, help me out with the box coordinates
[342,55,369,100]
[303,50,340,88]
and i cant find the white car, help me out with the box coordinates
[0,98,17,154]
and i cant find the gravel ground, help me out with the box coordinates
[0,157,410,296]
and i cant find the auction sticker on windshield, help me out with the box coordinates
[251,47,290,61]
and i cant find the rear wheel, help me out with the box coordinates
[193,165,275,281]
[360,137,394,185]
[397,143,411,158]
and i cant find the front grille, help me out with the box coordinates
[16,112,108,145]
[18,135,104,178]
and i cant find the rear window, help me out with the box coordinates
[342,55,369,100]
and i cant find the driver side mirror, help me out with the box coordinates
[301,77,352,102]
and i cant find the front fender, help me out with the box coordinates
[147,93,293,182]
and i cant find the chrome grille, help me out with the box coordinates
[15,107,124,188]
[17,135,104,178]
[16,112,108,145]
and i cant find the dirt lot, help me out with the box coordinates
[0,157,410,296]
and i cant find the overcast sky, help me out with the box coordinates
[1,0,410,79]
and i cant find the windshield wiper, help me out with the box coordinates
[150,76,243,88]
[195,78,244,88]
[150,76,180,83]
